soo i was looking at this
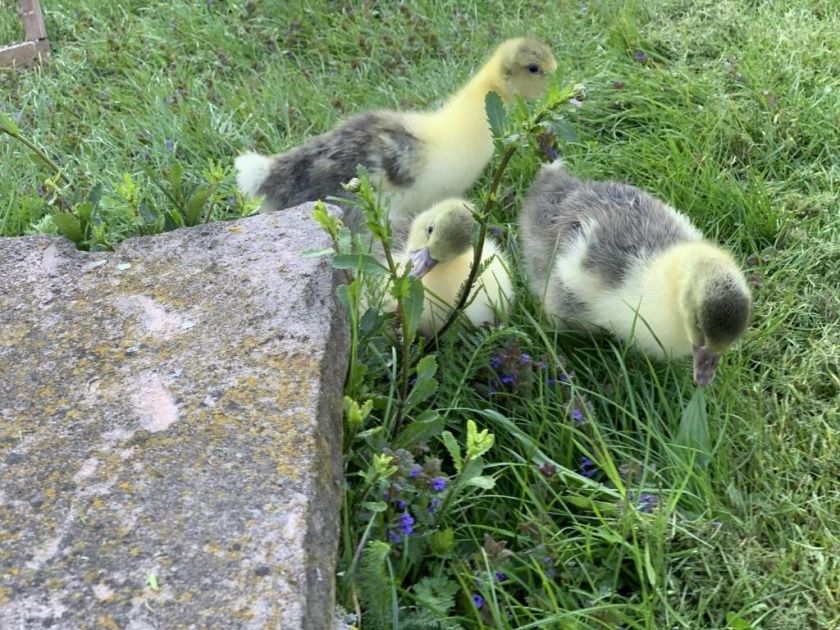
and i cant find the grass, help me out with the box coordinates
[2,0,839,627]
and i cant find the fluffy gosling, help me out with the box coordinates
[235,37,556,225]
[518,161,751,386]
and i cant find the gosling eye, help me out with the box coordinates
[527,63,541,74]
[426,224,434,237]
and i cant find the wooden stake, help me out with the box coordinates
[0,0,50,68]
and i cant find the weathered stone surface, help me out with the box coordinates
[0,205,349,629]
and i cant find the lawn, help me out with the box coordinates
[2,0,838,628]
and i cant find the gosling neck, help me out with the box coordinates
[441,56,509,114]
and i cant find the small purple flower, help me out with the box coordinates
[569,97,583,108]
[579,456,597,478]
[489,226,504,238]
[558,373,570,384]
[408,464,422,478]
[165,138,175,152]
[490,354,503,370]
[427,497,442,514]
[500,373,516,386]
[544,145,558,160]
[638,493,657,513]
[571,408,585,425]
[519,353,532,366]
[387,529,402,544]
[495,571,507,582]
[431,477,447,492]
[632,50,648,63]
[399,511,414,536]
[396,499,407,510]
[471,593,484,609]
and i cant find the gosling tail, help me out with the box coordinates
[234,152,273,196]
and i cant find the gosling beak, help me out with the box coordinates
[692,346,721,387]
[408,248,438,279]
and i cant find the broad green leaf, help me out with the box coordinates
[394,410,443,449]
[332,253,390,275]
[363,501,388,513]
[403,355,438,415]
[441,431,462,473]
[185,185,212,225]
[401,275,426,339]
[87,182,103,210]
[465,475,495,489]
[51,213,84,245]
[74,201,93,225]
[485,91,507,139]
[725,612,753,630]
[676,387,711,468]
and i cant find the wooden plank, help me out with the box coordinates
[20,0,48,42]
[0,1,50,67]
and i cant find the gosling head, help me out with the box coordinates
[491,37,557,101]
[407,199,475,279]
[681,260,751,387]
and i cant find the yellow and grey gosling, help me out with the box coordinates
[235,38,556,228]
[518,161,751,386]
[386,198,513,336]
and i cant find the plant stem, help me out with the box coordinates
[423,144,518,352]
[0,127,66,182]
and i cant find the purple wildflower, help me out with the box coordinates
[471,593,484,609]
[495,571,507,582]
[500,373,516,386]
[638,493,657,513]
[579,456,597,478]
[558,373,570,384]
[489,226,504,238]
[431,477,447,492]
[399,511,414,536]
[519,352,532,366]
[165,138,175,152]
[396,499,407,510]
[632,50,648,63]
[408,464,422,478]
[490,354,503,370]
[387,529,402,544]
[427,497,442,514]
[571,408,585,425]
[544,145,558,160]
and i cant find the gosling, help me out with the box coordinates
[518,161,751,386]
[392,198,513,336]
[236,37,556,225]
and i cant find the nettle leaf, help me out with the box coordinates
[185,185,212,225]
[441,431,462,473]
[401,275,426,339]
[52,213,84,245]
[485,90,507,139]
[332,253,390,275]
[394,409,443,449]
[87,182,103,210]
[465,475,495,490]
[676,387,711,468]
[403,355,438,414]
